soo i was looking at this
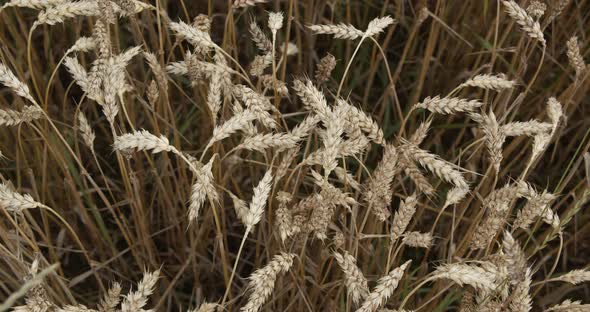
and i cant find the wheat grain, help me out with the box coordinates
[443,186,469,208]
[206,110,258,149]
[334,251,369,305]
[1,0,64,10]
[236,133,299,153]
[402,231,433,249]
[0,105,44,126]
[508,267,532,312]
[241,253,295,312]
[363,144,399,221]
[169,20,215,49]
[414,96,483,114]
[391,194,417,240]
[249,21,272,52]
[243,169,273,230]
[409,120,432,146]
[526,1,546,19]
[433,263,497,292]
[66,36,96,54]
[77,111,95,150]
[566,36,586,80]
[268,11,283,33]
[502,231,528,282]
[501,120,552,137]
[98,282,121,312]
[356,260,411,312]
[308,23,364,40]
[334,167,361,191]
[471,185,522,249]
[143,51,167,93]
[113,130,175,154]
[459,73,516,91]
[547,299,590,311]
[364,16,396,37]
[0,61,38,105]
[402,142,468,189]
[293,78,332,121]
[0,183,45,213]
[315,53,337,84]
[233,0,267,8]
[188,158,217,224]
[121,270,159,312]
[502,0,545,45]
[400,156,435,195]
[480,111,505,174]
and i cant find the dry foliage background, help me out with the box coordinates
[0,0,589,311]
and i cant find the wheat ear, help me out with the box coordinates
[0,183,46,213]
[0,61,38,105]
[414,96,483,115]
[334,251,369,305]
[356,260,411,312]
[241,253,295,312]
[502,0,545,45]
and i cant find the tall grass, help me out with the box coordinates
[0,0,589,311]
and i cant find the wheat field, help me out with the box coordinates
[0,0,589,311]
